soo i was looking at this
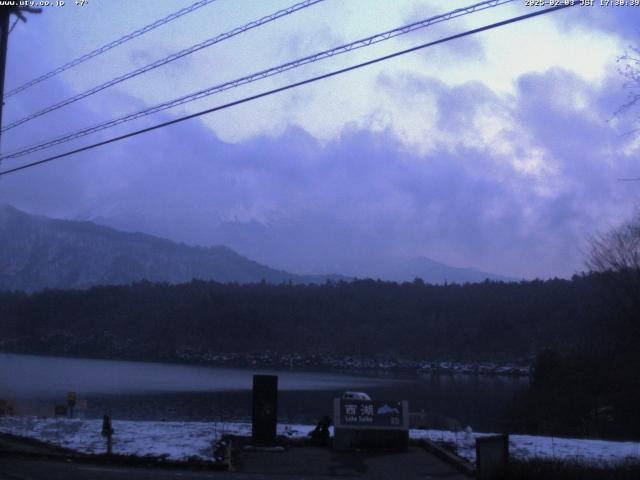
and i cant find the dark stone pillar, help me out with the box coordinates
[252,374,278,445]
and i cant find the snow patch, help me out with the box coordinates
[410,429,640,466]
[1,417,639,466]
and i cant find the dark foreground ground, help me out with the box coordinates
[507,458,640,480]
[0,450,469,480]
[0,433,470,480]
[4,433,640,479]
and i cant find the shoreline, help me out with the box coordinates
[0,349,531,378]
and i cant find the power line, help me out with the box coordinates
[0,6,41,153]
[1,0,516,159]
[3,0,218,100]
[0,4,577,178]
[8,16,18,35]
[1,0,325,133]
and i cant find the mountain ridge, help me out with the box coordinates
[374,255,517,284]
[0,204,339,292]
[0,205,515,292]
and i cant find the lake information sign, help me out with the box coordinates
[339,400,405,427]
[333,399,409,450]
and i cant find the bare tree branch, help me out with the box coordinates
[587,213,640,340]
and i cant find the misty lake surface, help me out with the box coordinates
[1,354,527,431]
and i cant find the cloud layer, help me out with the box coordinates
[1,1,639,279]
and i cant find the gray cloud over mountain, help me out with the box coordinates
[1,3,638,280]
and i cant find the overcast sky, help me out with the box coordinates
[0,0,639,279]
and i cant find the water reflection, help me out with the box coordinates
[0,353,527,431]
[0,353,393,396]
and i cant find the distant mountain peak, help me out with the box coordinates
[376,255,516,284]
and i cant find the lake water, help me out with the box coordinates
[0,354,527,431]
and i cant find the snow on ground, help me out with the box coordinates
[1,416,640,466]
[0,417,314,461]
[507,434,640,467]
[410,429,640,466]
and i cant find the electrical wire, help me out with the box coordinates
[3,0,218,99]
[1,0,516,158]
[0,4,577,177]
[2,0,325,133]
[8,16,19,34]
[2,0,326,133]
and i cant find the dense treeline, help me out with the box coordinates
[511,347,640,439]
[0,274,613,363]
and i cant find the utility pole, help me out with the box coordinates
[0,6,41,150]
[0,8,12,140]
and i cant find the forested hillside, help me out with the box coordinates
[0,275,611,365]
[0,205,336,291]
